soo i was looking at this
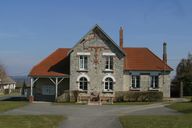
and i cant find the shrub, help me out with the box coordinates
[115,91,163,102]
[115,91,125,102]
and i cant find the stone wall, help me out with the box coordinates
[123,73,171,98]
[159,75,171,98]
[69,31,124,99]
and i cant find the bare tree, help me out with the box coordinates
[0,64,6,79]
[175,53,192,96]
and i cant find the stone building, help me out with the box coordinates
[29,25,172,102]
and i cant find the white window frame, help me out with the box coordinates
[77,52,91,56]
[102,53,115,56]
[79,77,88,91]
[105,56,113,71]
[150,76,159,89]
[131,76,140,89]
[104,77,114,92]
[79,55,88,70]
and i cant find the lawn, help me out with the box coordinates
[0,101,28,112]
[119,102,192,128]
[0,101,64,128]
[166,102,192,114]
[119,114,192,128]
[113,102,153,105]
[0,115,64,128]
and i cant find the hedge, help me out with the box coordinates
[115,91,163,102]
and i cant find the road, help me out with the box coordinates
[2,102,180,128]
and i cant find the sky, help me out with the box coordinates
[0,0,192,77]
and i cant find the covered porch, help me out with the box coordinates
[29,75,69,102]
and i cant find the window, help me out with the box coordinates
[150,76,159,88]
[79,55,88,70]
[131,76,140,88]
[42,85,55,95]
[105,56,113,70]
[79,77,88,91]
[104,77,113,91]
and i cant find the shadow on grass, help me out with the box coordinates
[1,96,28,101]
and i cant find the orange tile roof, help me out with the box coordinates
[29,48,70,77]
[123,48,173,71]
[29,47,172,77]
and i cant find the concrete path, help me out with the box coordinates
[1,102,180,128]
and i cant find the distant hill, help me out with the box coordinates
[10,76,30,87]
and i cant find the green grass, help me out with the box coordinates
[119,115,192,128]
[184,96,192,100]
[0,115,64,128]
[120,102,192,128]
[0,101,28,112]
[113,102,153,105]
[167,102,192,114]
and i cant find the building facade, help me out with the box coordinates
[29,25,172,102]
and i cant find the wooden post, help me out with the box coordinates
[55,77,58,100]
[180,81,183,98]
[29,78,34,103]
[29,77,39,103]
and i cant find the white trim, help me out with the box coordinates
[77,74,90,82]
[79,55,88,70]
[77,52,91,56]
[103,75,115,92]
[102,74,116,82]
[148,87,160,91]
[102,52,115,56]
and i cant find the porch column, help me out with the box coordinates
[49,77,65,100]
[29,78,34,103]
[55,77,58,99]
[29,77,39,103]
[30,78,33,96]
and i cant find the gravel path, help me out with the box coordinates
[1,102,180,128]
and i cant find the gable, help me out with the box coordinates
[69,24,125,58]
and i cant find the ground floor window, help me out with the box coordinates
[42,85,55,95]
[104,77,113,91]
[79,77,88,91]
[131,76,140,88]
[150,76,159,88]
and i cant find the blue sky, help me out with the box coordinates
[0,0,191,77]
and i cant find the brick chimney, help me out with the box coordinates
[119,27,123,49]
[163,42,167,63]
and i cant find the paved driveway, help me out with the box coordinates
[2,102,180,128]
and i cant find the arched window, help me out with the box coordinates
[79,77,88,90]
[104,77,113,91]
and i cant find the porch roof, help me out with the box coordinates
[29,48,70,77]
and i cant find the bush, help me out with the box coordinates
[115,91,163,102]
[115,91,125,102]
